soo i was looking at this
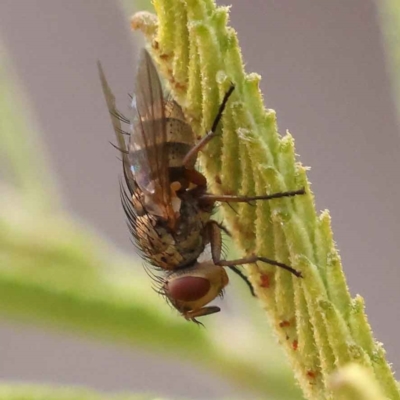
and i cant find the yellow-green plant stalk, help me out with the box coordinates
[330,364,387,400]
[131,1,400,399]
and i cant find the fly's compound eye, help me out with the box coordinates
[166,276,211,302]
[163,262,229,317]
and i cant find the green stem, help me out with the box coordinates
[330,364,387,400]
[131,1,400,399]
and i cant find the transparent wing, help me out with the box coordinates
[129,49,175,223]
[97,61,136,195]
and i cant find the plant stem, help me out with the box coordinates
[131,1,400,398]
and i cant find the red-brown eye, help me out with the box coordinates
[166,276,210,302]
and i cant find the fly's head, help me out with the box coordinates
[162,261,229,323]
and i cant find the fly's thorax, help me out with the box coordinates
[133,195,212,271]
[163,261,229,314]
[172,194,213,265]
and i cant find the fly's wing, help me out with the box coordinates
[129,49,175,223]
[97,62,136,195]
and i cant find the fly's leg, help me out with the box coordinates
[217,254,303,277]
[204,221,256,295]
[206,220,303,278]
[200,187,306,204]
[203,221,254,295]
[229,265,256,297]
[182,84,235,168]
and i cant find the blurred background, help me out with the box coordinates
[0,0,399,399]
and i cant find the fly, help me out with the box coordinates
[98,50,305,323]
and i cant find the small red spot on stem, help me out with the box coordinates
[174,82,186,91]
[292,340,298,351]
[279,320,290,328]
[307,370,317,379]
[260,274,270,288]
